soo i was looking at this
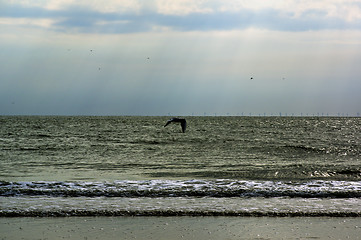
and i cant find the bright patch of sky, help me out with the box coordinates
[1,0,360,116]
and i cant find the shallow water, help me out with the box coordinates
[0,116,360,216]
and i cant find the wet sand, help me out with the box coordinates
[1,217,360,240]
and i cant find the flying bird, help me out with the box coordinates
[164,118,187,133]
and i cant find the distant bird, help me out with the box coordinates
[250,77,253,80]
[164,118,187,133]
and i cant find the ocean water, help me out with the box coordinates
[0,116,360,217]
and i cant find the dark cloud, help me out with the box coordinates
[1,2,361,33]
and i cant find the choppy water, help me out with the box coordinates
[1,116,360,217]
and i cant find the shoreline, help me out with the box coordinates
[1,216,360,240]
[1,210,360,217]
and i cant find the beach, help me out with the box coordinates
[1,216,361,240]
[2,0,361,237]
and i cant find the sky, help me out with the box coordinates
[1,0,360,116]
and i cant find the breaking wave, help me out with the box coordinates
[1,179,360,198]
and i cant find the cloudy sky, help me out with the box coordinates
[1,0,360,116]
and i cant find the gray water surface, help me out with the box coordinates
[1,116,360,217]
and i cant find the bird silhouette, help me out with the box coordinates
[164,118,187,133]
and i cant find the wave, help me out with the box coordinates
[2,209,360,217]
[1,179,360,198]
[2,195,361,217]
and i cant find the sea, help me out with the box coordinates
[0,116,360,217]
